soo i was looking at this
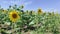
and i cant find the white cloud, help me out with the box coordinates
[24,1,32,6]
[1,0,32,6]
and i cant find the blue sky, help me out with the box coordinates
[0,0,60,13]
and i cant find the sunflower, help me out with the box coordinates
[2,10,7,14]
[9,10,20,22]
[37,8,43,14]
[30,10,35,15]
[26,10,29,15]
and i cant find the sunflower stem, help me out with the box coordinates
[12,22,15,29]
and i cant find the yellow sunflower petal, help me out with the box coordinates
[9,10,20,22]
[37,8,43,14]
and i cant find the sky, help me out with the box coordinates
[0,0,60,13]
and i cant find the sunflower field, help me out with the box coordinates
[0,5,60,34]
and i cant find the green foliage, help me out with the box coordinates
[0,5,60,34]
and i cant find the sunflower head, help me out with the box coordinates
[30,10,35,15]
[25,10,29,15]
[9,11,20,22]
[37,8,43,14]
[2,10,7,14]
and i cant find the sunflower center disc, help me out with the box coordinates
[12,14,17,18]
